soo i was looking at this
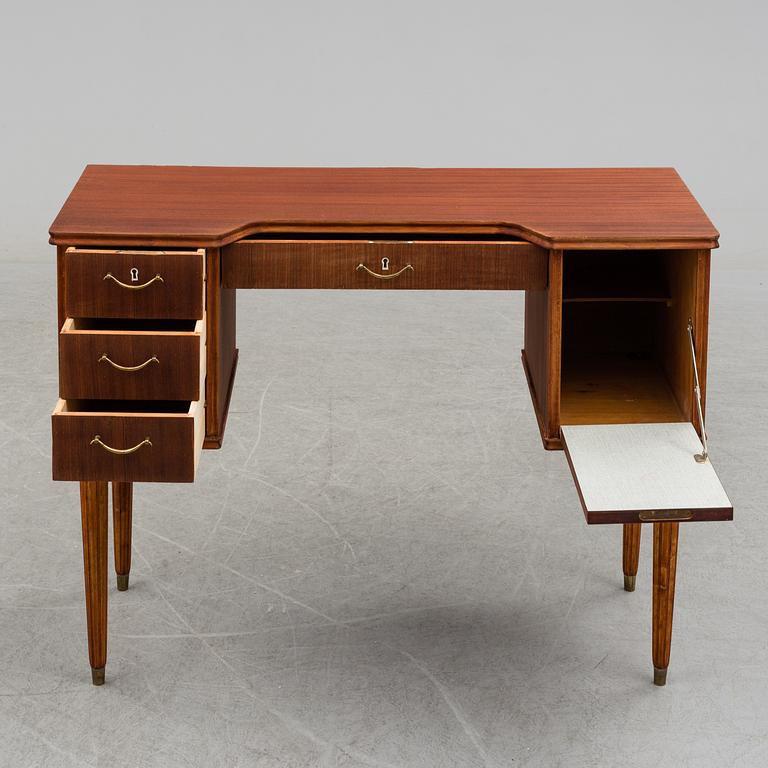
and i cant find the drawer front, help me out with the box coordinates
[222,240,548,290]
[52,400,204,482]
[59,319,205,401]
[64,248,205,319]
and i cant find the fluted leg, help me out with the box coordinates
[112,482,133,591]
[652,522,679,686]
[622,523,641,591]
[80,481,108,685]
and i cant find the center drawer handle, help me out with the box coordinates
[99,354,159,372]
[356,263,414,280]
[103,272,164,290]
[90,435,152,455]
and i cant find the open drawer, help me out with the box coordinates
[59,318,205,401]
[52,399,205,482]
[64,247,205,320]
[562,422,732,524]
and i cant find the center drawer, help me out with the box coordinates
[52,399,205,483]
[222,239,548,290]
[59,318,205,401]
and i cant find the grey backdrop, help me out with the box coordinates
[1,0,766,266]
[1,2,767,767]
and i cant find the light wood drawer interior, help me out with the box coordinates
[222,238,548,290]
[64,248,205,319]
[59,318,205,401]
[52,398,205,482]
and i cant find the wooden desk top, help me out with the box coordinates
[49,166,718,250]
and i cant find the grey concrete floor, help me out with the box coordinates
[0,262,765,767]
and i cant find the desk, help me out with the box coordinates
[49,166,732,687]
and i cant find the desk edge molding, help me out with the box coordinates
[48,223,720,251]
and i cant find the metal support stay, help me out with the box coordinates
[687,318,708,463]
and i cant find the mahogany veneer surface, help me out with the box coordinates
[59,319,203,401]
[52,401,201,483]
[49,166,719,249]
[222,240,547,289]
[64,248,204,320]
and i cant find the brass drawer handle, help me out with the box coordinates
[90,435,152,455]
[103,272,164,290]
[99,354,159,372]
[638,510,694,522]
[356,263,413,280]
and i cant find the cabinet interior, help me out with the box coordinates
[560,250,699,426]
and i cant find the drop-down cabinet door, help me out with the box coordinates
[561,422,732,525]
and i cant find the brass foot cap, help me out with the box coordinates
[91,667,105,686]
[653,667,668,686]
[116,574,129,591]
[624,575,636,592]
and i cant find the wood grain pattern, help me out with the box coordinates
[112,482,132,591]
[49,166,719,250]
[59,318,204,401]
[523,285,549,416]
[52,399,203,482]
[522,250,564,449]
[622,523,641,591]
[80,481,108,684]
[204,248,238,448]
[545,251,563,443]
[64,248,204,320]
[222,240,547,290]
[691,250,710,436]
[522,288,549,445]
[56,245,67,330]
[660,250,700,424]
[521,350,557,450]
[652,522,679,685]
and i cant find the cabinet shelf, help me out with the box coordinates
[563,275,670,304]
[562,252,670,304]
[563,293,671,304]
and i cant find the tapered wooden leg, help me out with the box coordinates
[622,523,641,591]
[652,522,679,686]
[112,482,133,591]
[80,481,108,685]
